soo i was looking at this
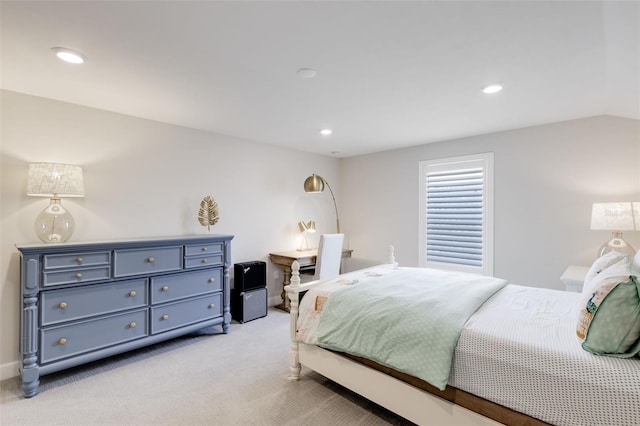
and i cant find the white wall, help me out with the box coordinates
[0,90,341,378]
[340,116,640,286]
[2,91,639,381]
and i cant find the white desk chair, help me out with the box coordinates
[314,233,345,280]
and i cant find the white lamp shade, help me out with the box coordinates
[27,163,84,197]
[590,202,635,231]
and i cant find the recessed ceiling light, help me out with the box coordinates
[482,83,503,94]
[51,47,87,64]
[297,68,316,79]
[320,129,333,136]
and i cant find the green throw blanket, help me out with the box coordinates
[316,267,507,390]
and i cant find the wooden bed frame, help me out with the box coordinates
[284,249,548,426]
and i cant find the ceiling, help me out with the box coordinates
[1,1,638,157]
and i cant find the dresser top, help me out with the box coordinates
[16,234,234,254]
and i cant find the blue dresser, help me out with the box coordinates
[17,234,233,398]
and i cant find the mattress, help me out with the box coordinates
[450,284,640,426]
[297,271,640,426]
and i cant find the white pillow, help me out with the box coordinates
[582,251,628,298]
[632,250,640,277]
[579,255,630,318]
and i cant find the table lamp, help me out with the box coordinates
[298,220,316,251]
[590,202,636,257]
[27,163,85,243]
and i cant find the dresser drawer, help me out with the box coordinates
[185,242,223,256]
[43,266,111,287]
[151,293,222,334]
[114,246,182,277]
[184,254,223,269]
[41,279,148,326]
[40,309,148,364]
[44,251,111,270]
[150,268,222,304]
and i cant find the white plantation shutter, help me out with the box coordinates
[426,168,483,266]
[419,154,493,275]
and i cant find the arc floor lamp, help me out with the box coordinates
[303,174,340,233]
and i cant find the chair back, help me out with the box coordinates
[314,233,345,280]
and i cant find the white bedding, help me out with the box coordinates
[451,284,640,426]
[297,271,640,426]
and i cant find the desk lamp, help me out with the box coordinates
[298,220,316,251]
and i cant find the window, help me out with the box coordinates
[419,153,494,276]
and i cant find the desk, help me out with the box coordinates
[269,248,353,311]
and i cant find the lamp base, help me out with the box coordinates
[298,233,310,251]
[34,198,75,243]
[597,231,636,258]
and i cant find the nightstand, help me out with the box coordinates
[560,265,589,292]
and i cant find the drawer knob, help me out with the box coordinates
[129,290,136,297]
[161,286,169,292]
[201,259,208,264]
[75,273,82,279]
[208,278,215,283]
[58,338,67,345]
[129,322,136,328]
[208,304,215,309]
[202,247,208,252]
[147,257,155,263]
[75,257,83,263]
[58,302,67,309]
[161,314,169,320]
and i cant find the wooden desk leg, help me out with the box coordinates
[275,265,291,312]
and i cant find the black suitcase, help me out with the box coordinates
[231,287,267,323]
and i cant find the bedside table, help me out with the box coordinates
[560,265,589,292]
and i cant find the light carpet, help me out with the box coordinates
[0,308,412,425]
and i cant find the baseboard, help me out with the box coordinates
[1,360,19,381]
[268,295,282,307]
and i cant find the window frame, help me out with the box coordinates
[418,153,494,276]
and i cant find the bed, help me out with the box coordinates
[284,248,640,426]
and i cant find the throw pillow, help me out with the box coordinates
[578,255,629,317]
[577,273,640,357]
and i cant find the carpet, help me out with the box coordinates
[0,308,412,426]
